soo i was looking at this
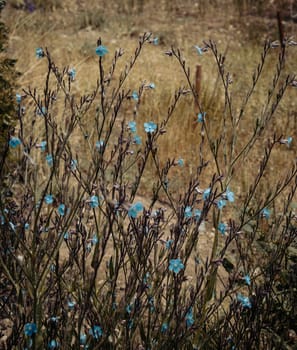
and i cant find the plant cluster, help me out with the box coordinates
[0,27,296,350]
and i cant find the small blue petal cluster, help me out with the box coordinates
[185,307,194,327]
[161,322,168,333]
[96,140,104,150]
[89,195,99,208]
[128,202,143,218]
[225,188,235,202]
[237,293,252,309]
[261,207,270,219]
[131,91,139,101]
[194,45,203,55]
[144,121,157,133]
[197,112,206,122]
[184,206,192,218]
[133,135,141,145]
[217,199,226,210]
[48,339,59,349]
[128,121,137,133]
[148,82,155,89]
[177,158,184,166]
[71,159,77,171]
[36,106,47,116]
[218,222,226,235]
[9,137,21,148]
[57,204,65,216]
[46,154,53,166]
[95,45,108,57]
[68,68,76,81]
[24,323,37,337]
[45,194,54,204]
[36,47,44,58]
[243,274,251,286]
[165,239,173,250]
[89,325,103,340]
[169,258,184,274]
[39,141,47,152]
[16,93,22,104]
[203,188,211,200]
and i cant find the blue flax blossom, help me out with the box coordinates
[185,206,192,218]
[177,158,184,166]
[243,274,251,286]
[24,223,30,230]
[203,187,211,200]
[36,106,47,116]
[225,187,235,202]
[161,323,168,333]
[133,135,141,145]
[128,202,143,218]
[95,45,108,57]
[48,339,59,349]
[80,333,87,345]
[36,47,44,58]
[71,159,77,171]
[197,112,206,122]
[218,222,226,235]
[261,207,270,219]
[152,37,159,45]
[16,93,22,104]
[89,325,103,340]
[89,195,99,208]
[57,204,65,216]
[96,140,104,150]
[144,121,157,133]
[131,91,139,102]
[68,68,76,81]
[165,239,173,249]
[126,304,133,314]
[194,45,203,55]
[169,258,184,274]
[67,299,76,310]
[185,307,195,328]
[46,154,53,166]
[9,137,21,148]
[128,121,137,133]
[45,194,54,204]
[148,82,155,89]
[24,323,37,337]
[217,199,226,210]
[237,293,252,309]
[39,141,47,151]
[194,209,201,220]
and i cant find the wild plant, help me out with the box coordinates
[0,29,296,350]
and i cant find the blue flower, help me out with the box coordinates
[95,45,108,57]
[128,202,143,218]
[9,137,21,148]
[177,158,184,166]
[126,304,133,314]
[131,91,139,102]
[261,207,270,219]
[36,47,44,58]
[185,307,194,328]
[185,206,192,218]
[193,209,201,220]
[148,82,155,89]
[169,258,184,274]
[286,136,293,147]
[71,159,77,171]
[67,299,76,309]
[243,274,251,286]
[63,232,69,240]
[80,333,87,345]
[144,121,157,133]
[96,140,104,150]
[25,223,30,230]
[24,323,37,337]
[161,322,168,333]
[40,141,47,151]
[46,154,53,166]
[89,195,99,208]
[57,204,65,216]
[133,135,141,145]
[128,121,137,133]
[237,293,252,309]
[36,106,47,116]
[197,112,206,122]
[16,93,22,104]
[218,222,226,235]
[89,325,103,340]
[152,37,159,45]
[45,194,54,204]
[203,187,211,200]
[194,45,203,55]
[68,68,76,81]
[165,239,173,249]
[48,339,59,349]
[225,188,235,202]
[217,199,226,210]
[90,234,98,245]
